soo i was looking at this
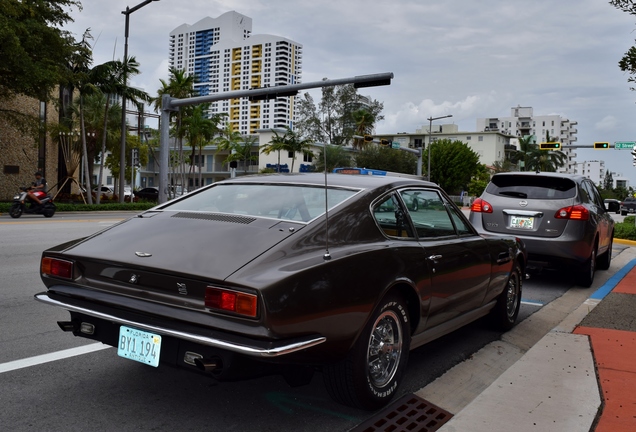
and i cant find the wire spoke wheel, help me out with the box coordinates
[367,311,402,388]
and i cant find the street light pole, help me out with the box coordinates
[426,114,453,182]
[119,0,158,203]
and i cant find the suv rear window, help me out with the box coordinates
[486,175,577,200]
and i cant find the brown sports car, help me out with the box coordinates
[36,173,526,410]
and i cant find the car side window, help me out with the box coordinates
[399,189,456,238]
[372,193,415,239]
[586,181,605,209]
[581,181,601,208]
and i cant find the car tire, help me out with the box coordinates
[621,210,627,216]
[490,264,522,331]
[577,247,596,288]
[323,294,410,410]
[597,235,613,271]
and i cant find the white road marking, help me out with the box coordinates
[0,343,112,374]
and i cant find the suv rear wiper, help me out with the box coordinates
[498,191,528,198]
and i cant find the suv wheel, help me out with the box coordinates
[577,247,596,287]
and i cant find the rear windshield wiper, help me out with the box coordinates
[498,191,528,198]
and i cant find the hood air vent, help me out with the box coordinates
[172,212,256,225]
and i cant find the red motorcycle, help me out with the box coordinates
[9,187,56,218]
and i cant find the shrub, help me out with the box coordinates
[614,221,636,241]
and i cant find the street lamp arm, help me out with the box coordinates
[122,0,159,16]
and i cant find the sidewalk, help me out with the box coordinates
[422,247,636,431]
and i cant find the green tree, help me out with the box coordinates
[512,135,538,171]
[354,145,417,175]
[467,164,491,197]
[612,1,636,90]
[90,57,148,203]
[295,84,384,145]
[182,104,223,186]
[153,67,196,189]
[527,148,567,172]
[225,135,259,175]
[603,170,614,190]
[425,139,481,194]
[351,109,376,149]
[0,0,80,102]
[313,145,352,173]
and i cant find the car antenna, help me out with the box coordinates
[323,144,331,261]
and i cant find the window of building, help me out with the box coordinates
[478,136,484,141]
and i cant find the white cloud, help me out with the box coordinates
[60,0,636,183]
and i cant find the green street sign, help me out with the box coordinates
[614,141,635,149]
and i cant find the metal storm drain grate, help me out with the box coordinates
[351,394,453,432]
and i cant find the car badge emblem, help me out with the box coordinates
[177,283,188,296]
[129,274,139,284]
[519,200,528,207]
[135,252,152,257]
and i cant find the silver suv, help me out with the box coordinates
[469,172,614,287]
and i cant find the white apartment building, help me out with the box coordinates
[574,160,631,189]
[169,11,303,135]
[375,124,517,167]
[476,106,578,173]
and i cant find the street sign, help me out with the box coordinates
[615,141,635,149]
[391,142,400,149]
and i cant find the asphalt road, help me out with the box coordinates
[0,211,623,431]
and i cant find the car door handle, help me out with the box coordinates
[427,255,443,261]
[497,251,511,264]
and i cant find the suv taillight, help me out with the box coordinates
[555,205,589,221]
[471,198,493,213]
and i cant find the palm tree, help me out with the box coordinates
[153,68,196,190]
[182,104,223,187]
[513,135,538,172]
[224,135,259,175]
[260,129,287,172]
[351,109,375,149]
[528,149,567,173]
[65,30,95,203]
[91,57,148,203]
[281,128,314,173]
[261,127,314,173]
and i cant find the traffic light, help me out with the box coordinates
[632,150,636,167]
[380,139,392,146]
[132,149,140,167]
[539,142,561,150]
[594,142,609,149]
[363,135,374,142]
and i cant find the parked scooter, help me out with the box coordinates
[9,187,56,218]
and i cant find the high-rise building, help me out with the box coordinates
[476,106,578,173]
[169,11,303,134]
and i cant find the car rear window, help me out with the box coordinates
[486,175,577,200]
[163,183,358,222]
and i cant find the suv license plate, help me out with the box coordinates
[117,326,162,367]
[510,216,534,230]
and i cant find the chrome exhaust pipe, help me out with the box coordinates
[57,321,77,332]
[194,357,223,373]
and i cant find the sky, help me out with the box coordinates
[61,0,636,184]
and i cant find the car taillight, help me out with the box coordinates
[555,205,590,221]
[41,257,74,279]
[205,287,258,318]
[471,198,493,213]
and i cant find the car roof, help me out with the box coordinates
[491,171,586,182]
[216,173,437,190]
